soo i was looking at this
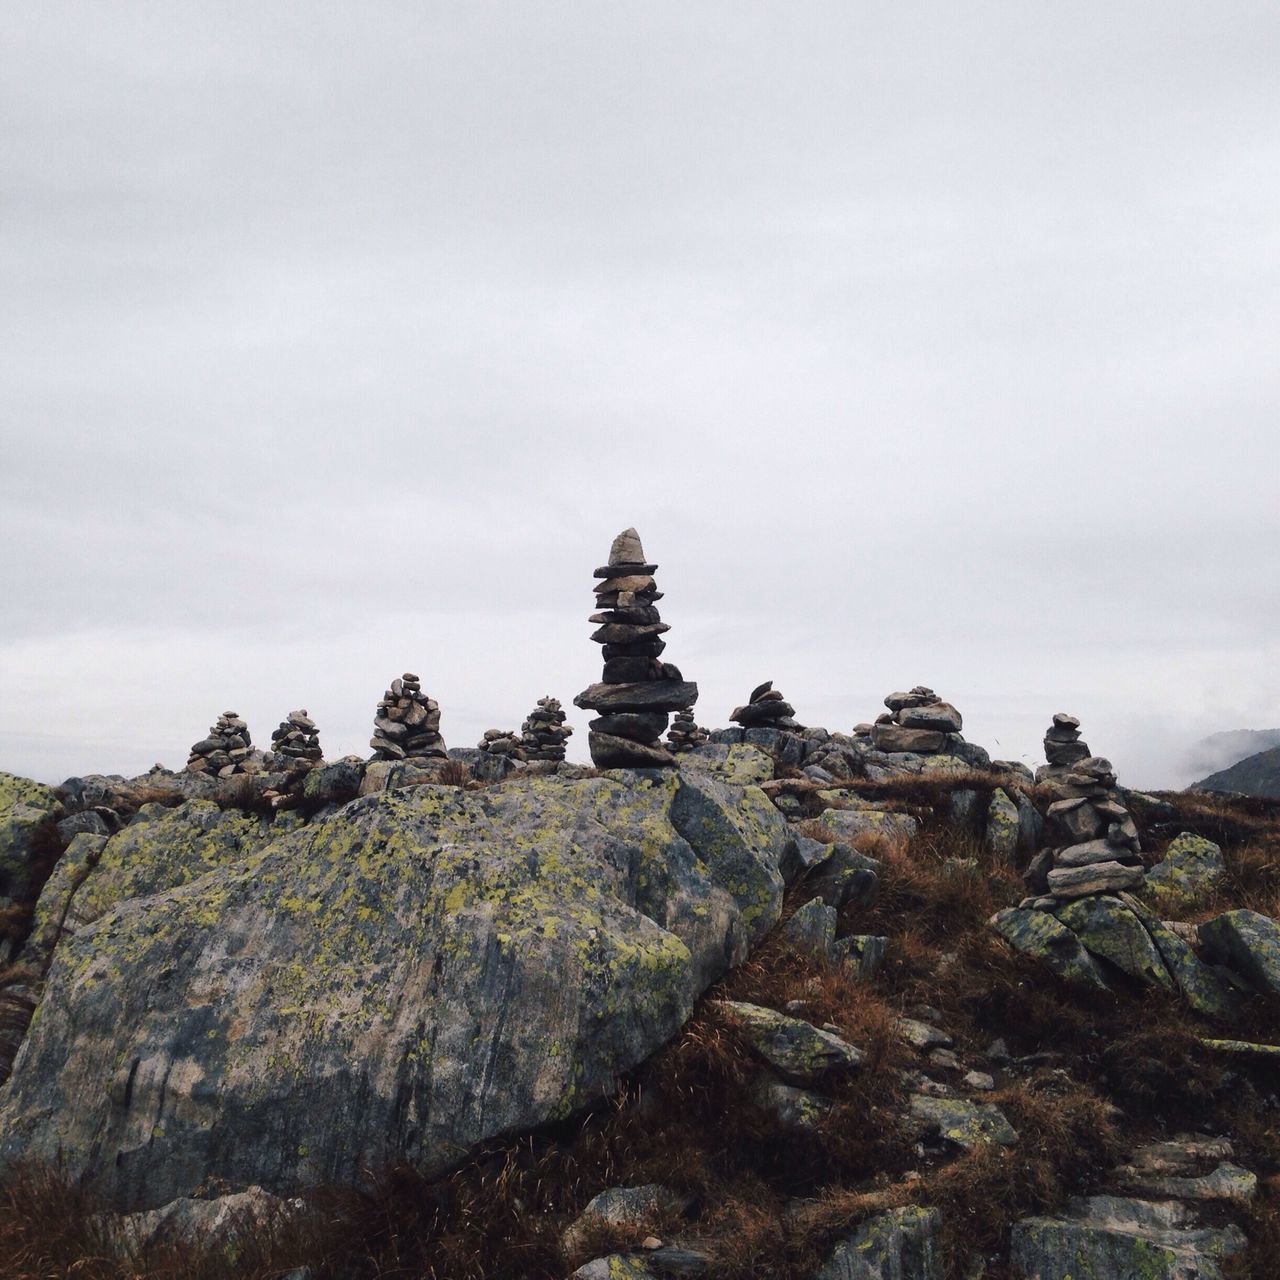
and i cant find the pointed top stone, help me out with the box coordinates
[608,527,645,566]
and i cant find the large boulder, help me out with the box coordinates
[25,800,271,969]
[989,908,1109,991]
[1010,1195,1245,1280]
[0,772,63,907]
[1198,909,1280,996]
[1146,833,1225,899]
[0,771,786,1211]
[814,1205,943,1279]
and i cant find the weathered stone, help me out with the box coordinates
[1119,896,1241,1019]
[1046,797,1106,845]
[0,772,62,906]
[590,712,669,741]
[898,1018,952,1051]
[832,934,888,976]
[589,734,677,769]
[1198,909,1280,995]
[1009,1195,1246,1280]
[820,808,919,844]
[1116,1161,1257,1207]
[576,682,699,715]
[715,1000,864,1082]
[870,725,946,754]
[988,908,1110,991]
[0,772,787,1209]
[571,1255,658,1280]
[562,1183,688,1255]
[781,898,837,957]
[1051,896,1173,989]
[1146,833,1226,898]
[678,744,774,787]
[908,1095,1017,1149]
[805,844,881,910]
[897,702,962,733]
[814,1205,943,1280]
[750,1076,832,1134]
[1046,860,1144,899]
[983,789,1020,864]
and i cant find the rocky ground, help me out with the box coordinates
[0,716,1277,1279]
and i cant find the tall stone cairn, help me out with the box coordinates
[1023,723,1144,903]
[186,712,267,777]
[520,696,573,762]
[370,672,447,762]
[666,708,708,753]
[269,709,322,771]
[574,528,698,768]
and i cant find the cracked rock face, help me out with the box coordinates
[0,770,786,1211]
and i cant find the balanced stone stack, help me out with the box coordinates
[1035,712,1092,782]
[666,708,708,753]
[574,528,698,768]
[730,681,803,732]
[269,710,322,771]
[869,687,962,755]
[477,728,523,760]
[1024,746,1144,902]
[370,673,447,762]
[520,696,573,762]
[185,712,267,776]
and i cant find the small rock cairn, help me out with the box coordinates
[870,686,962,754]
[370,673,447,762]
[1024,718,1143,903]
[269,710,322,771]
[666,708,708,753]
[1035,712,1091,781]
[574,528,698,768]
[521,696,573,762]
[477,727,523,760]
[186,712,267,776]
[730,681,803,732]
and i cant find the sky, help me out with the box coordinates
[2,2,1278,789]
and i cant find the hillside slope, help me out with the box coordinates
[1195,745,1280,800]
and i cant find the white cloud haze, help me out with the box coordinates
[2,2,1278,788]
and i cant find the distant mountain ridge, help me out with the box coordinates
[1194,743,1280,799]
[1182,727,1280,786]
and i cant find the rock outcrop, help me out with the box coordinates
[0,770,786,1211]
[575,529,698,768]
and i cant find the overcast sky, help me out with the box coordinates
[2,2,1278,789]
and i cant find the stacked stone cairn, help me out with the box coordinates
[730,681,803,732]
[870,686,962,754]
[1035,712,1091,782]
[185,712,267,776]
[1023,717,1143,903]
[666,708,708,753]
[520,696,573,762]
[574,528,698,768]
[269,710,322,772]
[477,727,523,761]
[370,673,447,762]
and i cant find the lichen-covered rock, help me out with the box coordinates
[750,1075,832,1133]
[821,808,919,844]
[715,1000,864,1082]
[0,771,787,1211]
[907,1095,1018,1149]
[571,1255,660,1280]
[0,771,63,905]
[1146,833,1225,899]
[25,801,270,971]
[1009,1195,1246,1280]
[781,898,837,957]
[679,744,774,786]
[1198,909,1280,996]
[562,1183,688,1255]
[988,908,1110,991]
[814,1205,943,1279]
[982,788,1020,864]
[1050,896,1174,989]
[833,934,888,976]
